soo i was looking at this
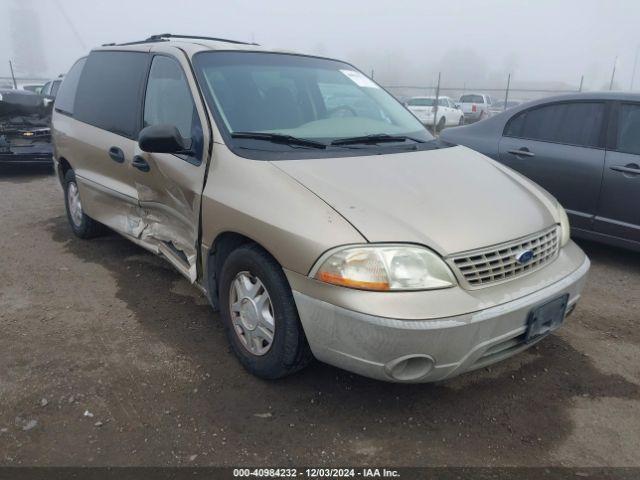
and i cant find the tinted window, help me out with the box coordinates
[54,58,86,115]
[74,51,148,138]
[505,102,604,147]
[460,94,484,103]
[555,102,604,147]
[617,104,640,155]
[42,82,52,96]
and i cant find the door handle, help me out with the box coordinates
[132,155,150,172]
[507,148,535,158]
[108,146,125,163]
[610,163,640,176]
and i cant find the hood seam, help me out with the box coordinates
[268,161,369,244]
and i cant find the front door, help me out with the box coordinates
[594,102,640,244]
[129,51,210,282]
[498,101,607,230]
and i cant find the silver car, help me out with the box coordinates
[52,34,590,383]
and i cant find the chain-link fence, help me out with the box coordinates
[383,84,582,106]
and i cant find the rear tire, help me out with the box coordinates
[63,169,105,239]
[219,244,312,379]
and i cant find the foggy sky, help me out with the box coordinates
[1,0,639,91]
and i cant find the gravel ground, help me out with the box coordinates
[0,167,639,467]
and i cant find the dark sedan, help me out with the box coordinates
[0,89,53,166]
[441,92,640,252]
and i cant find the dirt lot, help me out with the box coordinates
[0,167,639,467]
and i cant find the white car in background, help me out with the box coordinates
[459,93,493,123]
[406,96,464,131]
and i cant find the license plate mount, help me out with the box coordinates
[525,294,569,343]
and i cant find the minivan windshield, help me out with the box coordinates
[193,52,434,158]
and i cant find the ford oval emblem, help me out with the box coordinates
[515,249,535,265]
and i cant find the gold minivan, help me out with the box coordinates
[52,34,590,382]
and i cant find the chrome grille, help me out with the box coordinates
[447,226,560,289]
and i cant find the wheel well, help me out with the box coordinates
[206,232,259,311]
[58,157,72,184]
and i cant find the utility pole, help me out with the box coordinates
[9,60,17,89]
[631,45,639,91]
[579,75,584,92]
[503,73,511,112]
[609,56,617,91]
[432,72,441,135]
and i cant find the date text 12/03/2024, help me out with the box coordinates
[232,468,401,478]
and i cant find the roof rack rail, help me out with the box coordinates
[144,33,258,46]
[104,33,259,48]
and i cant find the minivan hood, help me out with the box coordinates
[273,145,557,255]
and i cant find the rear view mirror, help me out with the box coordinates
[138,124,192,154]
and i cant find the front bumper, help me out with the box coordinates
[0,142,53,166]
[463,112,482,122]
[291,245,590,383]
[0,153,53,165]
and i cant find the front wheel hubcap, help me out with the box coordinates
[229,271,275,356]
[67,182,83,227]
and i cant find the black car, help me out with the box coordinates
[441,92,640,252]
[0,89,53,166]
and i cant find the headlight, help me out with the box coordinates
[312,245,456,291]
[556,203,570,247]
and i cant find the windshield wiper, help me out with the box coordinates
[231,131,326,149]
[330,134,426,146]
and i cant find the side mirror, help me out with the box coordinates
[138,124,192,154]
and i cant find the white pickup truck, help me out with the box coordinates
[459,93,493,123]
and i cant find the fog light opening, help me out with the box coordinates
[385,355,435,381]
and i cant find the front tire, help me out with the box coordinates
[436,116,446,133]
[458,115,465,126]
[63,170,105,239]
[219,244,312,379]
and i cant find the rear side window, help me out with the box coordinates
[556,103,604,147]
[54,58,86,115]
[504,102,604,148]
[616,104,640,155]
[74,51,148,138]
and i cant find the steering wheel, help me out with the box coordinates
[327,105,358,117]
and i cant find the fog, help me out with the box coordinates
[2,0,638,91]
